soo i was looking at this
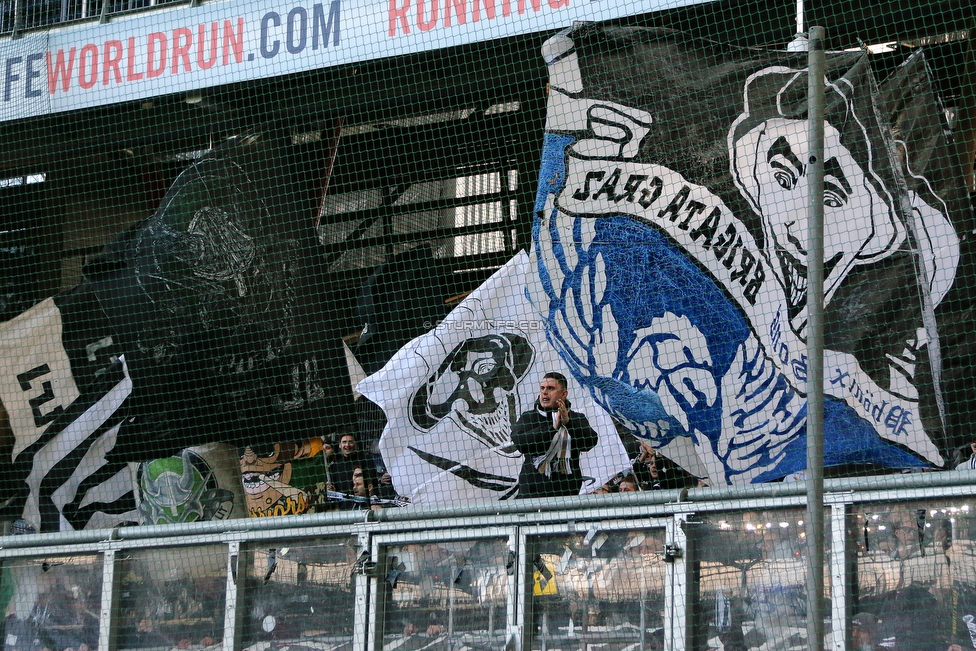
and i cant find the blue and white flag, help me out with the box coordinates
[529,26,965,484]
[358,251,630,505]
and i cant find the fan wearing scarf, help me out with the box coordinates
[512,372,598,498]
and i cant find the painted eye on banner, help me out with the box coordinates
[824,183,848,208]
[472,357,498,377]
[772,168,796,191]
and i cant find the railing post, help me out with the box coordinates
[97,548,120,651]
[827,495,855,651]
[356,531,374,651]
[665,512,695,651]
[222,540,245,651]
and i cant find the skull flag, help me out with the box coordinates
[358,251,631,505]
[529,26,965,484]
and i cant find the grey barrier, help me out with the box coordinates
[1,471,975,651]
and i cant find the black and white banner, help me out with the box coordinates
[359,252,630,505]
[0,287,137,532]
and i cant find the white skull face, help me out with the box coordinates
[411,335,533,453]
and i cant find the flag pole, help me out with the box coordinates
[805,24,827,651]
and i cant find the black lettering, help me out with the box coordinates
[689,207,720,247]
[731,249,755,284]
[712,224,737,261]
[657,185,690,222]
[743,260,764,305]
[677,200,706,231]
[17,364,49,391]
[28,382,60,428]
[723,236,742,269]
[637,177,663,208]
[619,174,647,203]
[572,170,605,201]
[592,168,621,202]
[17,364,63,428]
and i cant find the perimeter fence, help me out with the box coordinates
[0,0,975,649]
[4,473,976,651]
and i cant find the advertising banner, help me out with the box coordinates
[0,0,712,122]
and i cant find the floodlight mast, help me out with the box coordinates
[787,0,808,52]
[805,24,827,651]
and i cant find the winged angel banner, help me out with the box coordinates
[530,26,967,484]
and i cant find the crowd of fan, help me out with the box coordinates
[316,428,705,508]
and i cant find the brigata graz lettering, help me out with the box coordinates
[569,166,765,305]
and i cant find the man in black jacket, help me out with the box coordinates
[328,432,376,495]
[512,372,598,498]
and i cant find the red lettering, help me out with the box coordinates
[222,18,244,65]
[78,44,98,90]
[417,0,437,31]
[472,0,494,21]
[197,23,218,69]
[547,0,567,7]
[444,0,465,26]
[501,0,511,17]
[126,36,143,81]
[171,27,192,74]
[103,40,122,85]
[147,32,166,78]
[517,0,540,13]
[46,48,75,93]
[388,0,410,36]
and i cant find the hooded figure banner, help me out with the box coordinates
[82,132,355,458]
[358,251,631,504]
[530,26,966,484]
[0,131,355,532]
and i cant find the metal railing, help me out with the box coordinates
[2,471,975,651]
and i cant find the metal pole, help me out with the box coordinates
[805,24,826,651]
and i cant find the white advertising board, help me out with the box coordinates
[0,0,711,122]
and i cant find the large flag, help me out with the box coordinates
[878,51,973,462]
[0,130,355,532]
[354,244,451,376]
[358,251,630,505]
[0,284,137,532]
[83,130,355,461]
[529,26,966,484]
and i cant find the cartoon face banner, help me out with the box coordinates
[359,251,631,505]
[133,443,245,525]
[529,26,964,484]
[238,438,330,517]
